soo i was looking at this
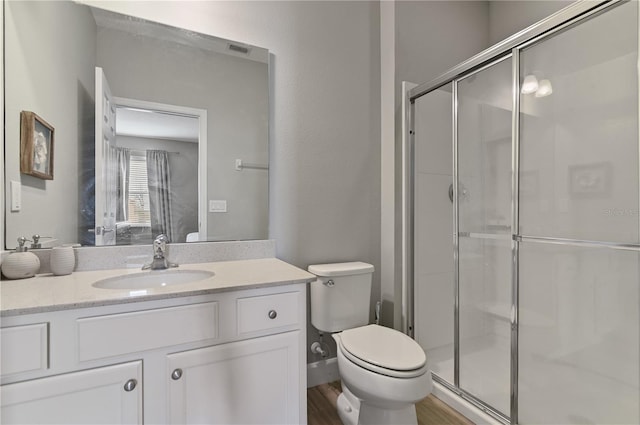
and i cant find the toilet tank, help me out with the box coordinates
[308,262,374,333]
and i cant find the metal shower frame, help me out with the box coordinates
[402,0,639,423]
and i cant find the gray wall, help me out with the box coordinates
[389,0,492,328]
[392,0,578,329]
[96,26,269,241]
[396,0,491,100]
[2,0,579,369]
[88,0,383,364]
[395,0,578,99]
[4,1,96,248]
[87,0,502,365]
[488,0,576,45]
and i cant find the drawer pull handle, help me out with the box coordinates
[124,379,137,392]
[171,368,183,380]
[268,310,278,319]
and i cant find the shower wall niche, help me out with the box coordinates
[409,1,640,424]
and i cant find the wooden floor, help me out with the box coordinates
[308,381,474,425]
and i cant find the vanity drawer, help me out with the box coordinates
[1,323,49,377]
[77,302,218,361]
[237,292,300,334]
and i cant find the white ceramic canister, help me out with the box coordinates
[50,246,76,276]
[1,251,41,279]
[1,237,40,279]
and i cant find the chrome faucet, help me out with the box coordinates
[143,234,178,270]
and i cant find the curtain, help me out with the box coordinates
[115,147,130,222]
[106,145,130,222]
[104,145,118,242]
[146,149,174,240]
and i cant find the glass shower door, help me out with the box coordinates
[518,2,640,423]
[413,83,455,384]
[456,56,513,416]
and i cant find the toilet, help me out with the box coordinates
[309,262,432,425]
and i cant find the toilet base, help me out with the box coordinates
[337,386,360,425]
[337,384,419,425]
[357,402,418,425]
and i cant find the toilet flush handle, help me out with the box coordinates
[323,279,335,287]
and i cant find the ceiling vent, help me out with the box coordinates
[228,43,251,55]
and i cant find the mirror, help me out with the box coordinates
[4,0,269,249]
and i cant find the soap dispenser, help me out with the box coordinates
[1,237,41,279]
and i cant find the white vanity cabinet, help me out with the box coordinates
[0,282,307,424]
[166,289,304,424]
[1,361,142,424]
[167,331,300,424]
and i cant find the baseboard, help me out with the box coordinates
[306,357,340,388]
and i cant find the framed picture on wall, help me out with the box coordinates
[568,162,612,199]
[20,111,54,180]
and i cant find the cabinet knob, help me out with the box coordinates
[268,310,277,319]
[124,379,137,392]
[171,368,183,380]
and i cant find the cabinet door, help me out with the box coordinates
[167,331,300,424]
[1,361,142,424]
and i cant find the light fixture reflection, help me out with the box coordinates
[535,79,553,98]
[521,74,539,94]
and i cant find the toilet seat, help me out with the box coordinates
[338,325,427,379]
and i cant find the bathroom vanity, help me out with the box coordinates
[0,258,313,424]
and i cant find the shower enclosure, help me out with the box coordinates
[405,1,639,423]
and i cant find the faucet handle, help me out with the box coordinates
[16,236,31,252]
[153,234,169,255]
[31,235,51,249]
[144,234,178,270]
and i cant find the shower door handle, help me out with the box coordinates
[449,183,469,203]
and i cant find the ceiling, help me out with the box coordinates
[116,107,199,143]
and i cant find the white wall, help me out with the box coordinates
[4,1,96,248]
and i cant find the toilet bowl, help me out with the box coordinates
[308,262,432,425]
[333,325,432,425]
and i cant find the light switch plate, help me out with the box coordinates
[11,180,21,212]
[209,200,227,213]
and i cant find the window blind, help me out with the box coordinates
[127,154,151,225]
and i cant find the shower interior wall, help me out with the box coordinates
[412,1,639,423]
[397,0,575,334]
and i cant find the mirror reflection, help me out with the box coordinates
[4,0,269,249]
[96,99,202,246]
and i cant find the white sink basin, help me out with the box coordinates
[92,269,214,290]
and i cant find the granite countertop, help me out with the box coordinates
[0,258,315,317]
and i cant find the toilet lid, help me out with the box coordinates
[340,325,426,371]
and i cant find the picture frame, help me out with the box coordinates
[568,162,612,199]
[20,111,54,180]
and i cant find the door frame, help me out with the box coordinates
[111,97,208,243]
